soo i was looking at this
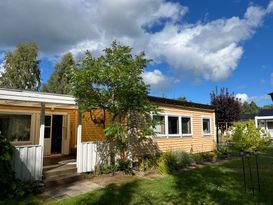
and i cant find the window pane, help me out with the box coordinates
[45,127,51,138]
[45,116,51,126]
[182,117,191,134]
[154,115,165,134]
[168,117,178,134]
[203,118,210,134]
[0,114,31,141]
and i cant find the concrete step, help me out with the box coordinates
[43,164,61,172]
[43,164,77,178]
[44,173,84,188]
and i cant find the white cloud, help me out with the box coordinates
[236,93,249,103]
[142,69,171,92]
[236,93,271,104]
[0,0,272,83]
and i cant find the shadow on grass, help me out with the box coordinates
[170,148,273,205]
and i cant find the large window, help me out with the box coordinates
[168,116,179,135]
[202,117,211,135]
[0,114,31,142]
[153,114,193,138]
[153,115,165,134]
[182,117,191,135]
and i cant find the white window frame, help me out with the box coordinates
[0,109,35,145]
[152,112,193,138]
[181,115,193,137]
[202,116,212,136]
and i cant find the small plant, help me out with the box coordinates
[190,153,203,164]
[157,150,192,174]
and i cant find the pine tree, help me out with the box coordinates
[42,52,75,94]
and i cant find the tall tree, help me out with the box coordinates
[73,42,157,172]
[210,87,241,132]
[241,101,259,114]
[0,42,41,90]
[42,52,75,94]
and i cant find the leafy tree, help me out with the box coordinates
[241,101,259,114]
[210,87,241,132]
[42,52,76,94]
[232,120,270,152]
[262,104,273,110]
[0,42,40,90]
[177,96,187,101]
[73,42,157,173]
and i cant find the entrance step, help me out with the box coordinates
[43,164,84,187]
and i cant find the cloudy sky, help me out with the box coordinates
[0,0,273,106]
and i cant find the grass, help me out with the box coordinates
[3,147,273,205]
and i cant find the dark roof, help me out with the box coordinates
[258,109,273,116]
[148,96,214,110]
[240,113,256,121]
[269,92,273,102]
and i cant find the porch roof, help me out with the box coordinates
[0,88,77,108]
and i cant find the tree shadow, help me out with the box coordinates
[170,155,273,205]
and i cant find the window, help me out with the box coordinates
[202,118,211,135]
[182,117,191,135]
[168,116,179,134]
[0,114,31,142]
[153,115,165,134]
[45,116,52,139]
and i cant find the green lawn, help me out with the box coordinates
[4,148,273,205]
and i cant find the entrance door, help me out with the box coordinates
[51,115,63,154]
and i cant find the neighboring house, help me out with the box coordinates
[0,88,216,181]
[254,92,273,137]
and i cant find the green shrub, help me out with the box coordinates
[0,134,42,200]
[158,150,192,174]
[190,153,203,164]
[0,134,16,199]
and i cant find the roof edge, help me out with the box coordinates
[148,96,214,110]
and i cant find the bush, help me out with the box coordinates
[0,134,43,200]
[190,153,203,164]
[0,134,16,199]
[158,150,192,174]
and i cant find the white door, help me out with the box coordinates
[44,115,52,155]
[61,115,70,155]
[267,121,273,137]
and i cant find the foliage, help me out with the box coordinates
[0,133,15,199]
[241,101,259,115]
[73,41,157,173]
[0,42,41,90]
[231,120,271,152]
[0,134,42,200]
[210,87,241,132]
[262,104,273,110]
[177,96,187,101]
[158,150,192,174]
[42,52,76,94]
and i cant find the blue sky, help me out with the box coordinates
[0,0,273,106]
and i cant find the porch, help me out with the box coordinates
[0,88,97,181]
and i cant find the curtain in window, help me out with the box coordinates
[0,114,31,141]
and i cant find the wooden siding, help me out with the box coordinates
[0,105,77,150]
[0,101,216,154]
[154,103,216,153]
